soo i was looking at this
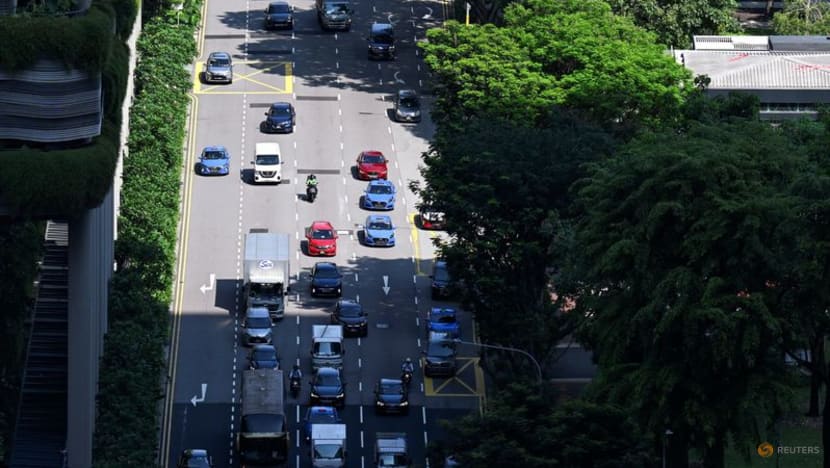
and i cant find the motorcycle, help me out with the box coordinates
[401,369,413,389]
[290,377,302,398]
[306,184,318,202]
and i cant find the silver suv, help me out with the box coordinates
[243,307,274,346]
[204,52,233,84]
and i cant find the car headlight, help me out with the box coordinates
[376,401,385,406]
[389,233,395,238]
[310,391,319,398]
[400,400,409,406]
[337,392,345,398]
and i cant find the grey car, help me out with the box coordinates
[422,332,457,377]
[393,89,421,122]
[243,307,274,346]
[204,52,233,84]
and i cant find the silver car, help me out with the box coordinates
[204,52,233,84]
[243,307,273,346]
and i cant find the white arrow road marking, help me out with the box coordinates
[382,275,390,296]
[422,7,433,19]
[388,13,397,24]
[190,383,207,407]
[394,72,405,84]
[199,273,216,295]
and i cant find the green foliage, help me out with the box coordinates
[773,0,830,35]
[571,120,810,465]
[0,221,44,462]
[607,0,741,49]
[420,0,692,132]
[411,112,613,374]
[92,12,199,466]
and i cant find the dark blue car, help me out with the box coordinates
[264,1,294,29]
[302,406,340,443]
[197,146,230,176]
[426,307,460,339]
[310,262,343,297]
[310,367,345,407]
[262,102,295,133]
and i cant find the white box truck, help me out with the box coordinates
[311,324,344,371]
[237,369,289,465]
[310,423,347,467]
[253,142,283,183]
[244,231,289,320]
[374,432,410,467]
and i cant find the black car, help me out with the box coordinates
[311,262,343,297]
[316,0,352,30]
[331,299,368,336]
[393,89,421,122]
[374,378,409,414]
[430,260,452,299]
[368,23,395,60]
[264,1,294,29]
[177,449,214,468]
[423,338,457,377]
[310,367,346,407]
[249,344,279,370]
[262,102,295,133]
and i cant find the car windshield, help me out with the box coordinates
[308,409,338,424]
[428,342,455,357]
[203,150,226,160]
[268,3,290,12]
[209,58,230,67]
[400,97,419,108]
[315,372,341,386]
[435,314,456,324]
[380,382,404,394]
[378,454,408,466]
[324,2,349,13]
[256,155,280,165]
[314,444,344,459]
[314,341,342,356]
[372,34,394,44]
[312,229,334,239]
[270,106,291,115]
[368,184,393,194]
[246,317,272,328]
[315,266,339,278]
[434,266,451,282]
[361,154,385,164]
[368,221,392,230]
[337,303,362,317]
[253,348,276,360]
[250,283,281,297]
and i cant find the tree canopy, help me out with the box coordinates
[773,0,830,35]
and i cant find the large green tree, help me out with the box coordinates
[773,0,830,35]
[420,0,691,133]
[411,112,613,377]
[607,0,740,49]
[570,121,806,468]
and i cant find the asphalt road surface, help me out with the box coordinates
[159,0,485,465]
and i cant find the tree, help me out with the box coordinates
[411,112,614,378]
[420,0,692,133]
[773,0,830,35]
[607,0,741,49]
[570,121,806,468]
[441,385,653,468]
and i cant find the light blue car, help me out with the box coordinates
[363,215,395,247]
[362,180,396,210]
[198,145,230,176]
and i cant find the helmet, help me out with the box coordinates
[405,358,411,363]
[293,364,300,370]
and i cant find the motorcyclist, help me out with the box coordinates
[401,357,415,375]
[306,174,318,188]
[289,364,303,382]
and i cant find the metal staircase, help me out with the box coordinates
[9,221,69,468]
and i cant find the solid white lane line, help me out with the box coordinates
[360,406,364,423]
[360,431,364,448]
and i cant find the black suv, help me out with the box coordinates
[331,299,368,336]
[310,262,343,297]
[310,367,346,407]
[430,260,452,299]
[316,0,352,30]
[368,23,395,60]
[264,1,294,30]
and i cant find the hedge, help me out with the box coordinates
[92,7,200,466]
[0,0,137,218]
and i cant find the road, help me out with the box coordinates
[158,0,484,465]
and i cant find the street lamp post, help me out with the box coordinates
[662,429,673,468]
[453,338,543,386]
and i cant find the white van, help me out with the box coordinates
[253,142,283,184]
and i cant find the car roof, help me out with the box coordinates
[314,261,338,270]
[202,145,227,153]
[317,367,339,375]
[307,406,337,416]
[398,89,417,98]
[246,307,270,318]
[183,449,208,457]
[434,260,447,268]
[361,150,384,157]
[311,220,334,230]
[366,214,392,223]
[371,23,393,34]
[253,344,276,351]
[430,307,456,316]
[379,378,403,385]
[209,52,231,60]
[271,101,292,109]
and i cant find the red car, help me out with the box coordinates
[356,151,388,180]
[305,221,338,256]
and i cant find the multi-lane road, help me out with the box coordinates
[158,0,484,465]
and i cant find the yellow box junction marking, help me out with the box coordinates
[423,357,485,397]
[193,61,293,95]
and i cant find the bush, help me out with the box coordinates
[92,9,200,466]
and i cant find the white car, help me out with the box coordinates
[252,142,283,184]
